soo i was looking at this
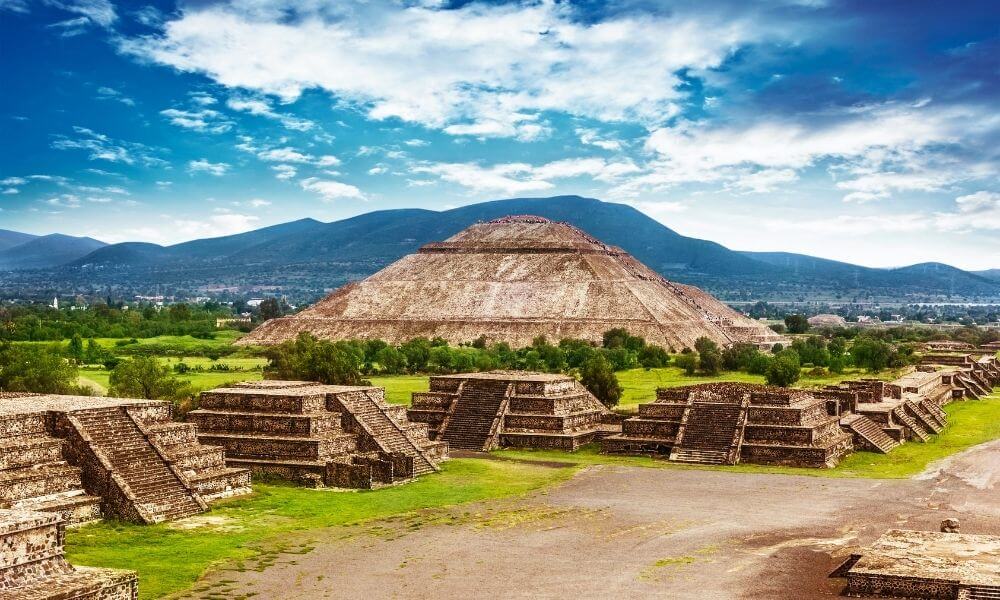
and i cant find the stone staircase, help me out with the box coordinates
[904,400,943,434]
[669,398,747,465]
[840,413,899,453]
[891,406,930,442]
[919,399,948,427]
[72,408,204,523]
[0,421,102,526]
[962,584,1000,600]
[0,508,136,598]
[439,379,512,451]
[340,390,441,476]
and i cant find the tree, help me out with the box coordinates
[722,343,758,371]
[0,342,80,394]
[675,352,698,375]
[784,314,810,334]
[638,344,670,369]
[580,354,622,408]
[698,349,722,375]
[694,336,718,355]
[66,334,84,363]
[259,298,282,321]
[264,332,369,385]
[400,337,432,372]
[374,346,407,374]
[765,350,801,387]
[850,338,894,373]
[108,356,192,400]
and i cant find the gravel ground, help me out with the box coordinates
[183,440,1000,600]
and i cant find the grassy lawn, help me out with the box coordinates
[79,365,263,396]
[368,374,430,405]
[66,458,577,599]
[497,392,1000,479]
[18,331,246,351]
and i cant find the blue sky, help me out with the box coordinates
[1,0,997,269]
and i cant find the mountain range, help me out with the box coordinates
[1,196,997,303]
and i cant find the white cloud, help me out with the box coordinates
[173,213,260,239]
[43,193,81,209]
[120,1,767,139]
[226,95,314,131]
[2,188,20,195]
[577,128,623,151]
[160,108,233,134]
[187,159,229,176]
[257,147,311,163]
[300,177,366,201]
[412,156,640,194]
[96,86,136,107]
[271,164,297,180]
[935,191,1000,231]
[621,102,997,199]
[189,92,217,106]
[248,198,271,207]
[316,155,341,167]
[0,177,27,186]
[367,164,389,175]
[44,0,116,27]
[51,126,166,166]
[403,139,429,147]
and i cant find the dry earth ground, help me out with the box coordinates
[181,441,1000,600]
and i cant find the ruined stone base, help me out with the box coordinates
[839,529,1000,599]
[499,430,603,451]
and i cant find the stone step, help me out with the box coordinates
[198,432,358,460]
[966,585,1000,600]
[840,414,899,454]
[892,407,930,442]
[670,448,729,465]
[0,464,84,502]
[8,491,102,526]
[0,437,64,470]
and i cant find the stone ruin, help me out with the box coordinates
[406,371,615,451]
[603,383,853,467]
[239,215,788,351]
[603,356,998,467]
[0,394,250,525]
[832,529,1000,599]
[189,381,448,489]
[1,508,137,600]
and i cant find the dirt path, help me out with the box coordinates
[183,441,1000,599]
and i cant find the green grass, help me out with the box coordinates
[79,365,263,396]
[368,375,430,405]
[66,458,576,599]
[496,392,1000,479]
[18,331,246,351]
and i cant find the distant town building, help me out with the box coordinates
[50,296,58,310]
[246,298,265,308]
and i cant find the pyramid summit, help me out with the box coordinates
[239,215,786,350]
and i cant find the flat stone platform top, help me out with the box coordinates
[0,507,61,534]
[433,370,573,383]
[850,529,1000,587]
[0,394,164,416]
[210,381,381,395]
[895,370,946,387]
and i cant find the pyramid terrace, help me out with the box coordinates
[407,371,616,451]
[189,381,448,488]
[0,393,251,525]
[240,215,787,351]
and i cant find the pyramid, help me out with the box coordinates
[239,215,786,350]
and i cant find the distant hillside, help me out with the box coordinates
[1,196,998,303]
[0,233,106,270]
[975,269,1000,282]
[0,229,37,252]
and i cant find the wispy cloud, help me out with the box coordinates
[51,126,167,166]
[160,108,233,134]
[187,159,229,176]
[300,177,366,202]
[226,95,314,131]
[96,86,136,107]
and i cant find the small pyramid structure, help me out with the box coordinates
[240,215,786,350]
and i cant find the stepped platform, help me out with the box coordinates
[0,508,137,599]
[0,395,251,525]
[604,383,853,468]
[191,381,447,489]
[836,529,1000,599]
[408,371,614,452]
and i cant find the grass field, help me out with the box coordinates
[368,374,430,404]
[65,459,576,600]
[79,365,263,395]
[18,331,246,351]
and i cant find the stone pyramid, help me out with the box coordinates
[240,215,785,350]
